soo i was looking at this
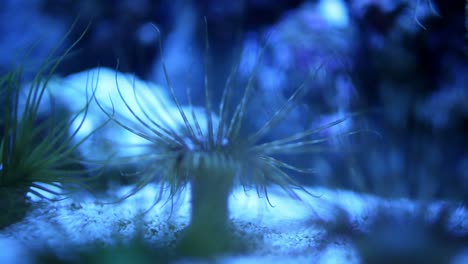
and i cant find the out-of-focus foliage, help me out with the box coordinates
[319,201,468,263]
[0,22,108,229]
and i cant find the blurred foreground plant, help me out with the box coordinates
[0,22,108,229]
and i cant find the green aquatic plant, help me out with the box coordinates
[0,23,108,229]
[94,26,354,256]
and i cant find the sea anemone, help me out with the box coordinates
[91,26,353,256]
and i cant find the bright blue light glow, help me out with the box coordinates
[318,0,349,28]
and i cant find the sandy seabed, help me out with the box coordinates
[1,184,467,263]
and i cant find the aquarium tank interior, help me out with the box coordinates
[0,0,467,263]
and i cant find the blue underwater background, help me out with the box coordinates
[0,0,467,263]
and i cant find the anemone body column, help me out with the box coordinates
[180,151,237,255]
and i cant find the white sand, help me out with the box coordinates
[1,185,467,263]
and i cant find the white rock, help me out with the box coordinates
[24,67,220,163]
